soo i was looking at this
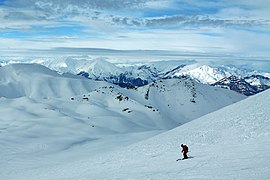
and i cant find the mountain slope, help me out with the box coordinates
[80,88,268,180]
[11,89,269,180]
[212,75,264,96]
[134,78,245,124]
[0,63,110,98]
[169,64,226,84]
[0,63,245,127]
[244,74,270,87]
[0,63,248,179]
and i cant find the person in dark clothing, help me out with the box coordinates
[181,144,188,159]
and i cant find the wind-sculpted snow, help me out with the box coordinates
[0,63,249,179]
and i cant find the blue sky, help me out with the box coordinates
[0,0,270,58]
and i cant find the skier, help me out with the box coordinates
[181,144,188,159]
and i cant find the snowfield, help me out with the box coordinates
[2,88,267,180]
[1,63,268,179]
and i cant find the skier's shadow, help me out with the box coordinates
[176,156,194,161]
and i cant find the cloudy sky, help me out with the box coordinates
[0,0,270,57]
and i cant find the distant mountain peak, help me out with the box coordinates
[168,64,225,84]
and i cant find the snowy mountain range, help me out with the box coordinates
[0,64,244,174]
[0,62,269,179]
[212,75,270,96]
[8,57,267,95]
[0,63,244,126]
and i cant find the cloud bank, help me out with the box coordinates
[0,0,270,58]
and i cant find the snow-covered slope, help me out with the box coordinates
[212,75,270,96]
[7,89,269,180]
[0,63,244,125]
[0,63,247,179]
[244,75,270,86]
[0,63,112,99]
[82,88,269,180]
[167,64,270,95]
[134,78,245,124]
[33,56,123,79]
[167,64,226,84]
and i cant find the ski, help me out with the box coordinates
[176,158,190,161]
